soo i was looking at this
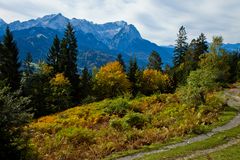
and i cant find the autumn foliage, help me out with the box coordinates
[94,61,131,98]
[140,69,170,95]
[49,73,72,112]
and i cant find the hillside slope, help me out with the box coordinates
[26,90,233,160]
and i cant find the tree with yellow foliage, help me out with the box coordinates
[94,61,131,98]
[49,73,72,111]
[140,69,170,95]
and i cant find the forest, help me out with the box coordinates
[0,23,240,159]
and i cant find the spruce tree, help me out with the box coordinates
[23,52,34,77]
[0,83,32,159]
[195,33,208,61]
[187,39,197,63]
[183,34,208,72]
[0,43,4,75]
[173,26,188,66]
[59,39,68,72]
[127,56,139,95]
[116,53,126,72]
[147,51,163,71]
[59,23,79,100]
[79,67,92,99]
[47,35,60,73]
[0,27,21,90]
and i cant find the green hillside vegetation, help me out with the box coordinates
[26,91,231,159]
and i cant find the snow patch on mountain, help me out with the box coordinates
[36,34,48,39]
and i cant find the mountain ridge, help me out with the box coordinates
[0,13,174,69]
[2,14,239,69]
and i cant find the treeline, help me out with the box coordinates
[0,23,240,159]
[17,23,173,118]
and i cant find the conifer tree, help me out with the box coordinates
[0,83,32,159]
[23,52,34,77]
[147,51,163,71]
[79,67,92,99]
[116,53,126,72]
[127,56,139,95]
[173,26,188,66]
[59,23,79,100]
[181,33,208,75]
[0,43,4,74]
[47,35,60,73]
[0,27,21,90]
[195,33,208,61]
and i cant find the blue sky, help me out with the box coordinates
[0,0,239,45]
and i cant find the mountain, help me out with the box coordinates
[223,43,240,52]
[0,18,7,35]
[0,14,174,69]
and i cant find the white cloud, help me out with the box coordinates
[0,0,239,45]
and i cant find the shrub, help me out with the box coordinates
[124,112,147,129]
[205,93,224,111]
[192,124,211,134]
[110,118,129,131]
[81,96,97,104]
[104,98,130,117]
[56,127,96,146]
[177,68,219,107]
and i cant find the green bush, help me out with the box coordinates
[192,124,211,134]
[110,118,129,131]
[124,112,147,129]
[56,127,96,146]
[81,95,97,104]
[205,94,224,111]
[104,98,130,117]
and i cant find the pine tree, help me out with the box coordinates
[116,53,126,72]
[127,56,139,95]
[147,51,163,71]
[186,39,197,65]
[195,33,208,61]
[59,23,80,100]
[79,67,92,99]
[183,34,208,73]
[23,52,34,77]
[47,35,60,73]
[173,26,188,66]
[0,27,21,90]
[59,39,68,72]
[0,43,4,75]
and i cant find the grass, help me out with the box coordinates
[194,142,240,160]
[136,124,240,160]
[25,91,237,160]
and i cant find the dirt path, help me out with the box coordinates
[116,87,240,160]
